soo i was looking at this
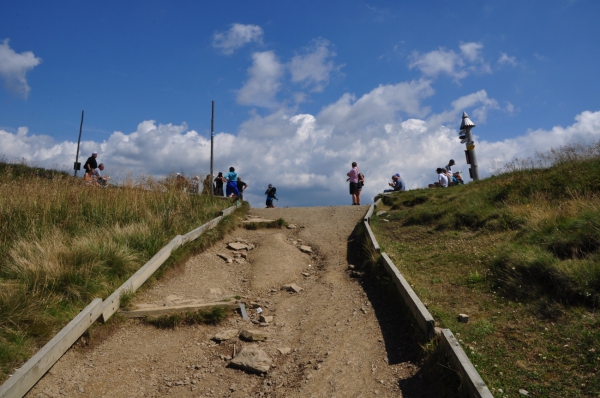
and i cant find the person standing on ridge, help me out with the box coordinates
[214,172,225,196]
[202,174,212,195]
[225,167,240,197]
[236,177,248,201]
[265,184,277,208]
[346,161,360,205]
[355,172,365,205]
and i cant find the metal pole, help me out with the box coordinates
[74,110,84,177]
[210,101,214,196]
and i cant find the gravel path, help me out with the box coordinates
[28,206,433,397]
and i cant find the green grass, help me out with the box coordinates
[144,306,229,329]
[243,218,287,230]
[371,143,600,397]
[0,161,242,383]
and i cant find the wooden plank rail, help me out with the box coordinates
[0,299,103,398]
[363,200,491,397]
[0,204,239,397]
[380,253,435,338]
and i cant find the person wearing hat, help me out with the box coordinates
[384,173,405,193]
[83,151,98,174]
[265,184,277,208]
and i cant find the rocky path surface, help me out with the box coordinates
[28,206,433,397]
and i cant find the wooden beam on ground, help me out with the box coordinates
[380,253,435,338]
[441,329,493,398]
[219,204,237,217]
[0,299,102,398]
[363,204,375,222]
[120,302,240,318]
[363,220,380,252]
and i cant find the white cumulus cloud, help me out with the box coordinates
[212,23,263,55]
[410,42,491,81]
[289,38,340,93]
[2,82,599,209]
[237,51,284,107]
[0,39,42,99]
[498,52,517,66]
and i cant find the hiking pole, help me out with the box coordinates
[73,110,84,177]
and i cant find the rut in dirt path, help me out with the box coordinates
[27,206,445,398]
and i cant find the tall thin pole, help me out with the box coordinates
[210,101,214,196]
[74,110,84,177]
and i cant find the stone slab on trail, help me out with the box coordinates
[230,347,272,374]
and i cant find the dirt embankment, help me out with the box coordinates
[28,206,438,397]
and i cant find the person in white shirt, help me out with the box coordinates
[429,168,448,188]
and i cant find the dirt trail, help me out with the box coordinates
[28,206,433,397]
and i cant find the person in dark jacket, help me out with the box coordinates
[83,151,98,174]
[265,184,277,208]
[236,177,248,201]
[214,172,225,196]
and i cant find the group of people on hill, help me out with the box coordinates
[82,152,109,186]
[212,167,248,200]
[346,158,466,204]
[428,159,464,188]
[212,167,277,207]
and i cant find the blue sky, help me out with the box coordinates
[1,0,599,207]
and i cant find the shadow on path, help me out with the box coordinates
[346,222,459,398]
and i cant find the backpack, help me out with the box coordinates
[266,187,277,198]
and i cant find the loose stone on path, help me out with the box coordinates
[213,329,239,342]
[299,245,313,254]
[230,347,272,374]
[239,329,269,341]
[282,283,304,293]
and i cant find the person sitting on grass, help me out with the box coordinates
[383,173,405,193]
[429,168,449,188]
[92,163,109,186]
[83,169,100,186]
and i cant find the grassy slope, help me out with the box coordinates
[0,162,241,383]
[371,158,600,397]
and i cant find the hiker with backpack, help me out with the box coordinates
[265,184,277,208]
[347,162,361,205]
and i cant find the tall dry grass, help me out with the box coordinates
[0,162,232,381]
